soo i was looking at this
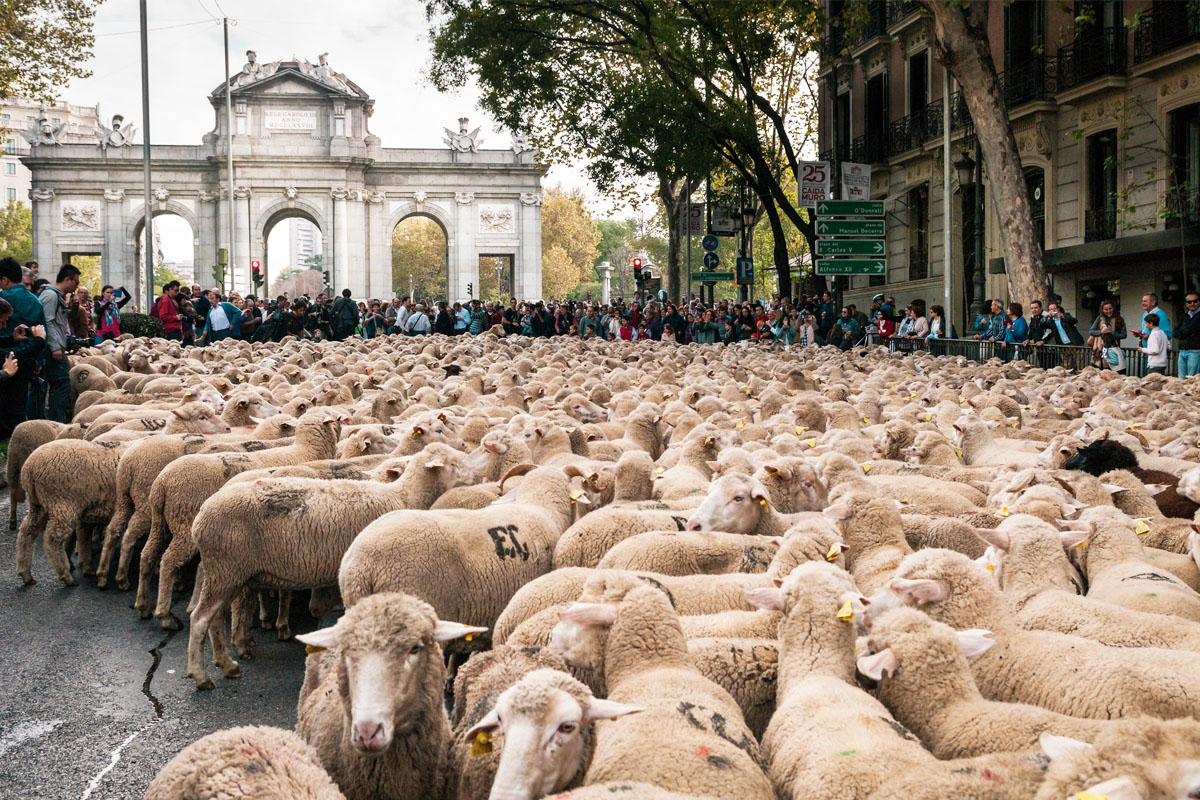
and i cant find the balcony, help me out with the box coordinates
[1059,28,1126,90]
[1165,191,1200,229]
[1134,4,1200,65]
[887,0,921,29]
[922,92,973,142]
[849,2,889,51]
[908,241,929,280]
[852,130,889,165]
[998,56,1058,109]
[888,112,929,156]
[1085,207,1117,242]
[820,25,847,67]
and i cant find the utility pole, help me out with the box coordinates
[138,0,154,312]
[223,17,238,296]
[942,65,952,333]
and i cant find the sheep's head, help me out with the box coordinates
[1037,721,1200,800]
[549,575,649,670]
[685,473,772,533]
[855,605,993,685]
[562,393,608,424]
[170,402,230,434]
[466,669,640,800]
[1064,437,1139,477]
[746,560,868,645]
[890,549,1006,631]
[1179,467,1200,505]
[294,592,484,756]
[759,460,828,512]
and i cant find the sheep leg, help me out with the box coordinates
[77,521,98,577]
[7,479,23,530]
[15,507,45,585]
[42,514,78,587]
[113,508,149,591]
[135,504,169,617]
[95,516,124,589]
[186,583,223,690]
[257,590,274,630]
[209,608,241,680]
[275,591,292,640]
[154,535,197,630]
[231,588,257,658]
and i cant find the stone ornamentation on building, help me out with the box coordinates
[444,118,483,153]
[153,187,170,203]
[413,189,428,208]
[232,50,281,89]
[95,112,136,151]
[104,188,125,201]
[21,109,67,146]
[455,191,475,205]
[284,185,299,200]
[299,53,354,94]
[61,201,100,232]
[197,190,221,203]
[330,186,350,200]
[520,192,543,206]
[479,204,515,233]
[346,188,363,201]
[511,132,537,158]
[232,186,252,200]
[28,188,54,202]
[365,190,384,204]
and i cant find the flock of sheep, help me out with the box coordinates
[9,330,1200,800]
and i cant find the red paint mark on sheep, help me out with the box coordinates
[980,769,1003,783]
[694,745,712,758]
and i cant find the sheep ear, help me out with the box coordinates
[745,587,785,611]
[425,460,445,469]
[483,440,509,455]
[170,407,186,419]
[1057,528,1092,550]
[295,624,341,651]
[1102,483,1128,494]
[975,529,1010,552]
[856,648,898,681]
[889,578,947,605]
[558,603,617,627]
[1058,519,1093,533]
[432,620,488,643]
[1143,483,1170,496]
[1038,732,1094,762]
[822,502,853,521]
[465,707,501,738]
[582,699,643,724]
[1072,777,1141,800]
[765,536,783,548]
[706,460,722,475]
[956,629,995,657]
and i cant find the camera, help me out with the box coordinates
[65,335,92,352]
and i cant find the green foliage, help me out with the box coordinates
[540,185,601,298]
[0,0,101,102]
[152,262,184,296]
[392,216,447,300]
[70,254,101,294]
[0,200,32,264]
[119,312,165,339]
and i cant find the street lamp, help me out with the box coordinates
[741,206,756,230]
[954,151,976,189]
[955,147,986,319]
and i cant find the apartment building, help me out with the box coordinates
[1,98,100,208]
[819,0,1200,333]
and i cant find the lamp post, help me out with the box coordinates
[955,147,987,320]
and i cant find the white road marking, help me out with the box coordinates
[80,723,152,800]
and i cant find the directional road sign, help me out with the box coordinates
[815,200,884,217]
[701,234,719,253]
[816,219,885,237]
[692,271,734,282]
[815,259,886,276]
[816,239,886,256]
[702,251,720,269]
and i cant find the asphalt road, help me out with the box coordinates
[0,487,310,800]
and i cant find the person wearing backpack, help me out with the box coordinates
[1100,331,1126,373]
[330,288,358,340]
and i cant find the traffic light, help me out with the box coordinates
[632,257,642,270]
[251,260,263,287]
[322,270,331,287]
[467,282,473,297]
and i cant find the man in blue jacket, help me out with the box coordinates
[0,257,47,441]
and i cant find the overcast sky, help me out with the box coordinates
[62,0,596,261]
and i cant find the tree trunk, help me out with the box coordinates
[658,176,686,304]
[760,193,792,299]
[925,0,1052,305]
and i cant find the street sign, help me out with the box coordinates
[815,200,884,217]
[701,234,719,253]
[816,239,886,256]
[815,259,886,275]
[798,161,830,208]
[692,271,734,281]
[710,203,739,236]
[702,251,720,269]
[736,257,753,284]
[841,162,871,202]
[679,202,704,235]
[816,219,885,237]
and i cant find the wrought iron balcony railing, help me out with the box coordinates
[1059,27,1127,89]
[1134,3,1200,64]
[998,56,1058,108]
[1085,207,1117,241]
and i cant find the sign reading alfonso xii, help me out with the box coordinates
[20,50,546,301]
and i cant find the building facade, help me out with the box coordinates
[1,98,99,208]
[819,0,1200,333]
[20,53,544,302]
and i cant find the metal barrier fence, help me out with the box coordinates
[866,336,1178,376]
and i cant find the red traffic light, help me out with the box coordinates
[632,257,642,268]
[251,260,261,270]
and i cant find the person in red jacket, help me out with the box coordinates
[151,281,182,340]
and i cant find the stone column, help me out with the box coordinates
[29,188,55,269]
[364,190,387,298]
[599,261,612,305]
[520,191,544,300]
[103,188,127,288]
[345,188,368,298]
[453,192,475,301]
[331,187,349,294]
[232,186,252,294]
[197,190,220,289]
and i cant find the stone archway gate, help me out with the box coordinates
[21,54,545,301]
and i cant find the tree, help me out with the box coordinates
[920,0,1052,304]
[271,269,324,299]
[391,217,448,300]
[540,185,601,298]
[70,254,100,293]
[0,0,101,102]
[0,200,32,264]
[152,262,184,296]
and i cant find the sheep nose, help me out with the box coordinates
[686,520,702,531]
[351,721,390,753]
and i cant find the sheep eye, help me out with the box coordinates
[733,496,745,503]
[558,721,578,734]
[409,643,423,655]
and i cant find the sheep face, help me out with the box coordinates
[1178,467,1200,504]
[295,593,483,756]
[466,669,639,800]
[1064,437,1139,477]
[685,474,772,533]
[171,403,231,435]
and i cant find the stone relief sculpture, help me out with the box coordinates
[479,204,515,233]
[284,185,299,200]
[95,109,136,151]
[455,191,475,205]
[232,50,280,88]
[413,190,428,208]
[22,108,67,146]
[520,192,543,206]
[153,187,170,203]
[444,117,482,153]
[61,202,100,231]
[511,132,538,158]
[29,188,54,202]
[299,53,352,93]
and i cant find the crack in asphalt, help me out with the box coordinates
[142,611,183,719]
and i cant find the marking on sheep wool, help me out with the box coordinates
[671,516,688,531]
[1122,572,1174,583]
[742,545,773,571]
[486,525,530,561]
[634,575,677,608]
[240,440,269,452]
[140,418,167,430]
[882,717,918,742]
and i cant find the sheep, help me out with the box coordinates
[294,592,485,800]
[682,473,795,536]
[548,582,774,799]
[821,490,912,595]
[1098,469,1195,553]
[542,784,711,800]
[145,725,345,799]
[1066,435,1199,518]
[952,416,1038,469]
[900,514,989,558]
[552,507,694,569]
[6,419,70,529]
[137,410,344,627]
[890,548,1200,720]
[596,530,780,576]
[182,442,473,686]
[337,465,584,646]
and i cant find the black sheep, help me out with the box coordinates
[1066,437,1199,519]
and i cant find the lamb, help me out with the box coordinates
[548,582,774,799]
[137,410,343,627]
[182,443,473,687]
[952,416,1038,468]
[596,530,780,576]
[890,548,1200,720]
[294,592,485,800]
[337,464,583,645]
[145,725,345,799]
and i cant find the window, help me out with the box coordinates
[1025,168,1045,248]
[1169,103,1200,228]
[25,115,35,121]
[834,90,851,160]
[3,139,14,155]
[1086,129,1117,241]
[4,163,14,176]
[5,189,15,203]
[862,72,888,163]
[51,117,60,124]
[0,113,9,120]
[1004,0,1046,71]
[908,50,928,115]
[908,185,929,280]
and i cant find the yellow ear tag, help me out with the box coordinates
[998,506,1010,517]
[759,498,769,509]
[1024,406,1031,412]
[305,644,327,655]
[795,426,804,435]
[861,463,872,473]
[805,438,816,448]
[744,387,751,395]
[717,380,723,385]
[1135,520,1151,537]
[924,414,932,421]
[955,448,963,458]
[733,406,742,412]
[654,467,665,474]
[836,599,854,622]
[570,490,584,504]
[470,730,493,757]
[1074,792,1110,800]
[1010,420,1018,428]
[676,372,683,377]
[465,633,474,642]
[790,390,796,396]
[985,563,995,574]
[1055,409,1064,415]
[862,416,870,424]
[736,421,746,429]
[826,543,840,562]
[1071,539,1088,549]
[412,430,423,438]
